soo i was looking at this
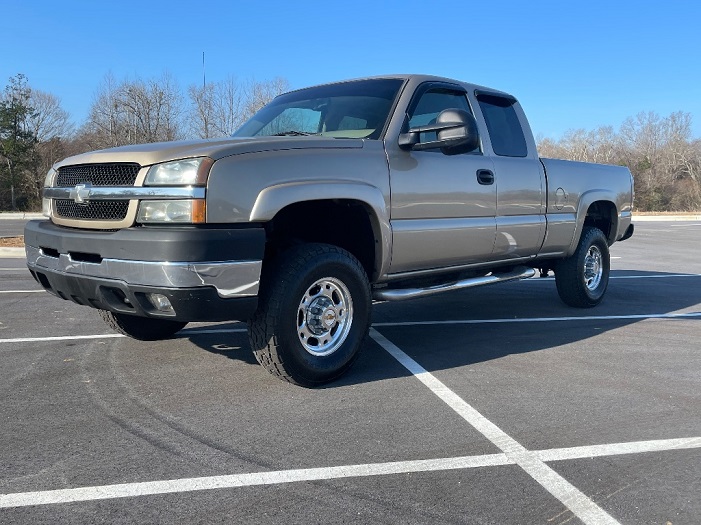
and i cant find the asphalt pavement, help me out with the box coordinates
[0,221,699,524]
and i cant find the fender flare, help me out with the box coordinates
[250,180,392,278]
[566,189,619,256]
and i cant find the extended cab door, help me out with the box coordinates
[474,92,546,259]
[386,82,497,274]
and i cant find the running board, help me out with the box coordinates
[373,266,536,302]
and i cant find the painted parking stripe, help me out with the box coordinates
[0,334,126,344]
[0,328,247,345]
[535,437,701,462]
[2,436,700,509]
[369,328,621,525]
[0,290,44,294]
[0,454,511,508]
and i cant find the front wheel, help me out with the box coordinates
[248,243,371,387]
[98,310,188,340]
[555,226,610,308]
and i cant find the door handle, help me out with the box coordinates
[476,169,494,185]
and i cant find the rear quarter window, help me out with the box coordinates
[477,94,528,157]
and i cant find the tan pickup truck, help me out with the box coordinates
[25,74,634,386]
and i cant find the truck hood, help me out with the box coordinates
[54,136,365,168]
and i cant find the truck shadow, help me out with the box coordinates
[182,270,701,387]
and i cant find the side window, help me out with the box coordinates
[408,88,474,146]
[476,95,528,157]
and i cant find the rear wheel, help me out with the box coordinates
[98,310,187,340]
[555,226,610,308]
[248,243,371,387]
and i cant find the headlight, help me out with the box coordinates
[145,158,212,186]
[137,199,206,223]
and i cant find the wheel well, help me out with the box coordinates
[264,200,379,280]
[583,201,616,243]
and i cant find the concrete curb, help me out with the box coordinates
[0,247,25,258]
[0,213,44,220]
[633,215,701,221]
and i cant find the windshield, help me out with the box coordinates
[233,78,404,140]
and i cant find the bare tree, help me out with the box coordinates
[243,77,289,122]
[187,76,289,139]
[83,72,184,149]
[188,83,216,139]
[26,90,74,142]
[538,111,701,212]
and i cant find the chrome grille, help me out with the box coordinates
[57,163,140,187]
[55,200,129,221]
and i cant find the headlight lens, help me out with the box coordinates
[137,199,206,223]
[145,158,211,186]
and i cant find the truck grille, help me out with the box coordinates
[55,200,129,221]
[57,163,140,187]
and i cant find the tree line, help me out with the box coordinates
[1,73,699,211]
[537,112,701,211]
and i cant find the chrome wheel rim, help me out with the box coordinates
[297,277,353,356]
[583,245,603,291]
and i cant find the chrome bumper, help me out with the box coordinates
[25,245,261,298]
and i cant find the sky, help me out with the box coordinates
[2,0,700,140]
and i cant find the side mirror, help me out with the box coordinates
[398,108,480,155]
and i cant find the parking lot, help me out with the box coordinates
[1,219,699,524]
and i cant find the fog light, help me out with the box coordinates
[147,293,174,314]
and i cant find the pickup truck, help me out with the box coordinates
[25,74,634,386]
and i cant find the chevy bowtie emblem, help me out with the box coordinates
[69,183,92,204]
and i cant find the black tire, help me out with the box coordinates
[555,226,610,308]
[248,243,371,387]
[98,310,188,341]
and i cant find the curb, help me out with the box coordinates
[0,247,25,258]
[633,215,701,222]
[0,213,44,220]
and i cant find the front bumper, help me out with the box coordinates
[24,220,265,322]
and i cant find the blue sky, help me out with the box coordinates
[2,0,700,139]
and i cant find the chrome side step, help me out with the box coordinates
[373,266,536,302]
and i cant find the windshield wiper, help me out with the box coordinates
[271,130,318,136]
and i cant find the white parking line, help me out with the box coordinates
[0,290,44,294]
[0,334,125,344]
[534,436,701,462]
[369,328,620,525]
[0,328,248,345]
[2,436,700,510]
